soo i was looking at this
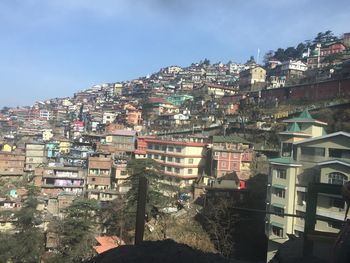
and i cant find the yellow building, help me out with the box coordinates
[239,66,266,91]
[145,137,208,188]
[59,140,71,154]
[42,129,54,141]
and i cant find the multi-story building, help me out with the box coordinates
[0,149,25,178]
[134,136,155,159]
[105,130,136,153]
[87,153,117,200]
[145,137,208,187]
[192,83,237,99]
[34,166,86,197]
[265,109,349,261]
[239,66,266,92]
[25,143,47,171]
[211,135,253,179]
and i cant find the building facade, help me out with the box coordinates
[145,137,208,187]
[265,110,349,261]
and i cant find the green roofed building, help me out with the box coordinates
[266,108,350,261]
[166,94,193,106]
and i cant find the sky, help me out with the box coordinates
[0,0,349,107]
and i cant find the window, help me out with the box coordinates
[328,221,343,229]
[167,167,172,172]
[175,168,180,174]
[329,148,350,158]
[233,153,238,158]
[297,192,306,206]
[154,154,159,159]
[222,161,227,168]
[167,157,173,162]
[120,170,128,176]
[168,146,174,152]
[222,152,227,158]
[273,206,284,217]
[162,145,167,151]
[161,156,166,161]
[92,178,96,182]
[214,152,219,156]
[188,169,193,174]
[294,230,303,237]
[175,158,181,163]
[274,188,286,198]
[147,154,152,158]
[188,158,194,164]
[155,145,160,150]
[276,169,287,179]
[300,146,325,157]
[330,198,345,210]
[272,226,283,237]
[147,144,153,150]
[176,147,181,153]
[328,172,348,185]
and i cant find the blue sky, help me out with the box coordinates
[0,0,349,107]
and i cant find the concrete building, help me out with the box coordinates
[34,166,86,197]
[211,135,253,179]
[265,109,349,261]
[192,83,237,99]
[0,149,25,178]
[87,153,117,200]
[145,137,208,187]
[239,66,266,92]
[105,130,136,153]
[25,143,47,171]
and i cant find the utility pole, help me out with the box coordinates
[134,175,148,245]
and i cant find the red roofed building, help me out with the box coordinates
[94,236,125,254]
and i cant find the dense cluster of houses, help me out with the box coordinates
[0,32,350,259]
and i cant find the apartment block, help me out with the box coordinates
[265,109,350,261]
[25,143,47,171]
[105,130,136,152]
[87,153,116,200]
[0,149,25,178]
[34,166,86,197]
[211,135,253,178]
[145,137,207,187]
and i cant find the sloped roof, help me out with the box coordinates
[294,131,350,145]
[94,236,125,254]
[283,109,327,126]
[269,157,301,167]
[288,122,301,132]
[318,159,350,167]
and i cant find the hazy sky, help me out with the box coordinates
[0,0,349,107]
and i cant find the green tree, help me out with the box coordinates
[313,30,338,45]
[53,199,100,263]
[263,50,275,64]
[124,159,177,234]
[11,186,45,263]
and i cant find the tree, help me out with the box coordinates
[53,199,100,263]
[263,50,275,65]
[11,186,45,263]
[313,30,338,45]
[246,56,256,64]
[124,159,177,239]
[99,197,126,238]
[201,198,238,258]
[202,58,210,66]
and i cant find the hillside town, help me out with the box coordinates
[1,31,350,262]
